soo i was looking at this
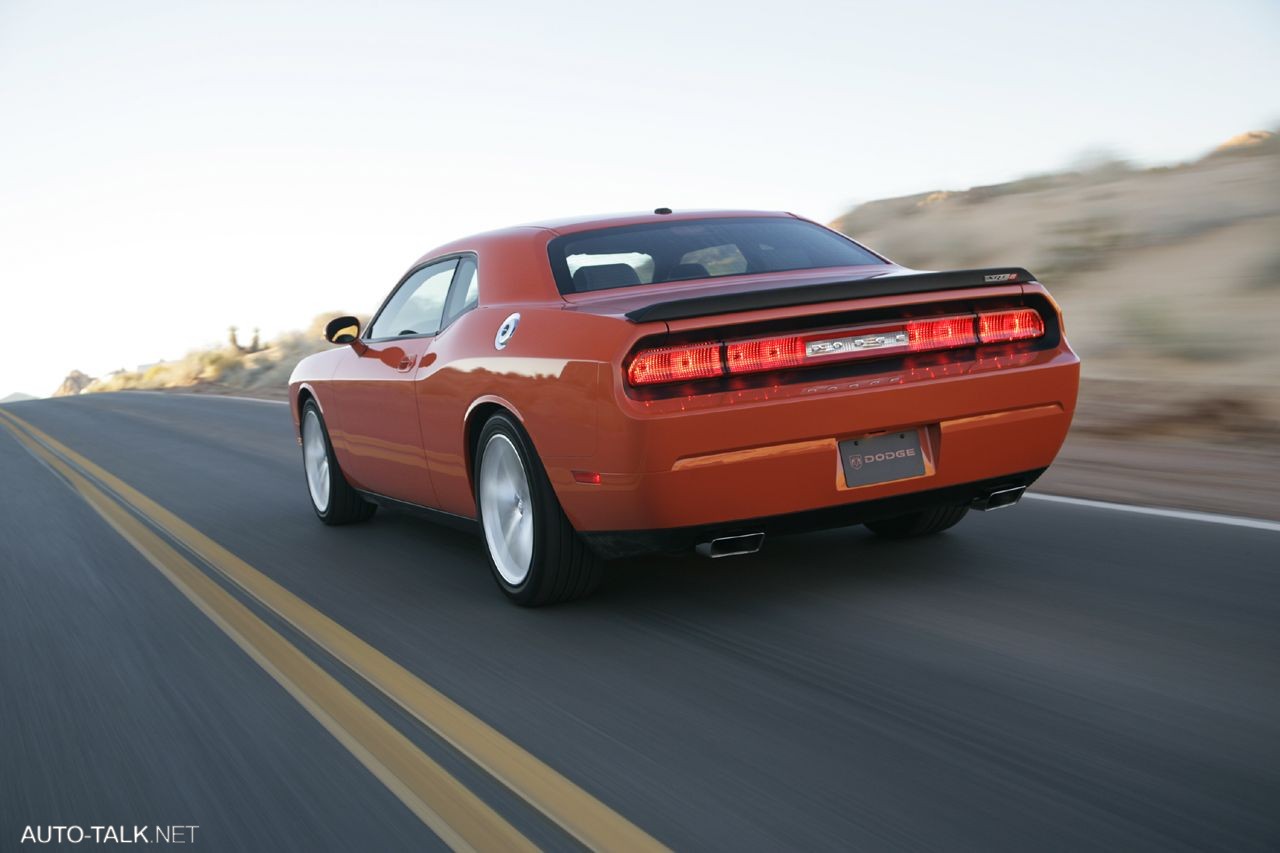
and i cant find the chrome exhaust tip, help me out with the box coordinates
[696,532,765,558]
[973,486,1027,512]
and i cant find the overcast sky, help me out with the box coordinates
[1,0,1276,397]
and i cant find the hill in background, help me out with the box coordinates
[51,370,96,398]
[830,131,1279,388]
[57,315,362,400]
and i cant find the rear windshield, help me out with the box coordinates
[547,217,885,294]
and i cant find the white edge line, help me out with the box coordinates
[1026,492,1280,533]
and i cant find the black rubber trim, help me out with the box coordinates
[579,468,1047,559]
[625,267,1035,323]
[355,490,480,534]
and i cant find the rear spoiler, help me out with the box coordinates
[624,267,1036,323]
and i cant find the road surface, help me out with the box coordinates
[1,392,1277,851]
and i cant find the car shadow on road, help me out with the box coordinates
[327,505,997,616]
[587,525,993,612]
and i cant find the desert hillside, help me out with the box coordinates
[830,131,1280,387]
[63,316,360,399]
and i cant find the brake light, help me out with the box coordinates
[725,336,805,374]
[627,343,722,385]
[978,308,1044,343]
[905,315,977,352]
[627,306,1046,386]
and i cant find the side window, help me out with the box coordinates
[368,259,459,339]
[443,257,480,326]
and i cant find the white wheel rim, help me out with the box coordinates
[478,434,534,586]
[302,410,331,513]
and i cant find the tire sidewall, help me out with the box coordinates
[301,399,340,523]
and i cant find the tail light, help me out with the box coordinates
[627,306,1045,386]
[626,343,721,385]
[725,336,805,374]
[906,316,977,352]
[978,308,1044,343]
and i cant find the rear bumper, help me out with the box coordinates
[548,347,1079,537]
[581,468,1046,558]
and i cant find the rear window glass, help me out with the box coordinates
[549,217,883,294]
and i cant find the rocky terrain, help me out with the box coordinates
[50,370,96,398]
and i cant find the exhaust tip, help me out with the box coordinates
[973,486,1026,512]
[696,532,765,558]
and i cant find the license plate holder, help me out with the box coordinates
[838,430,925,488]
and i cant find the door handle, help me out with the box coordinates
[397,357,414,372]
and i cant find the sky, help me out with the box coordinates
[1,0,1277,398]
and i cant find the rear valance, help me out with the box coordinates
[624,268,1036,323]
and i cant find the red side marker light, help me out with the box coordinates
[572,471,602,485]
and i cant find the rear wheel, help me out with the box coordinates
[301,400,376,525]
[475,413,600,606]
[864,503,969,539]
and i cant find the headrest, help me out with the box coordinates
[665,263,709,281]
[572,263,642,291]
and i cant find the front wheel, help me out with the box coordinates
[475,413,600,606]
[301,400,376,525]
[864,503,969,539]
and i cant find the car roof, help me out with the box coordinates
[409,210,813,304]
[416,210,802,259]
[515,208,800,235]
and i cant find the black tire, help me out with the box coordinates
[474,413,601,606]
[864,503,969,539]
[300,399,376,525]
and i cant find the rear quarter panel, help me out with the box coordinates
[414,305,645,519]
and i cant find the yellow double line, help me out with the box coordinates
[0,408,665,852]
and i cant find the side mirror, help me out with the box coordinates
[324,316,361,345]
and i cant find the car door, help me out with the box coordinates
[415,254,532,520]
[328,257,460,506]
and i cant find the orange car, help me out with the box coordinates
[289,210,1079,605]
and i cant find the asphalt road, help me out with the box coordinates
[1,392,1277,852]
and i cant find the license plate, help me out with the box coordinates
[838,430,925,488]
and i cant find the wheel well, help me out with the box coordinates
[295,388,315,426]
